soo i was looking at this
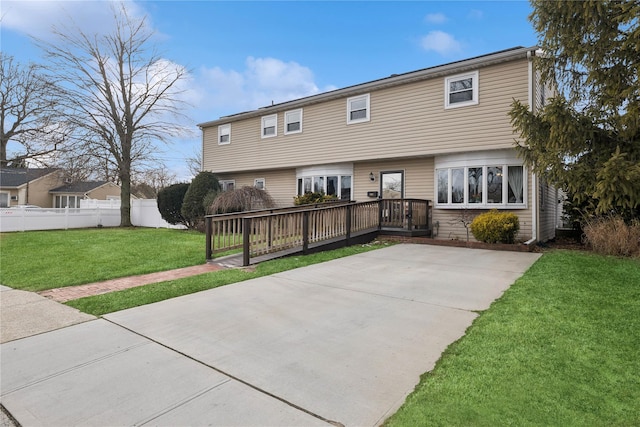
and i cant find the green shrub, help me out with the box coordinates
[181,172,220,229]
[157,183,190,226]
[470,209,520,244]
[293,191,338,206]
[583,215,640,257]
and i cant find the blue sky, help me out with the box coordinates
[1,0,538,180]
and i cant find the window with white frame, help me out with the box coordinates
[261,114,277,138]
[437,164,525,208]
[347,94,370,124]
[284,109,303,134]
[254,178,265,190]
[54,195,83,208]
[445,71,479,109]
[219,180,235,191]
[218,124,231,145]
[296,164,353,200]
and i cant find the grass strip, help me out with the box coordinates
[384,250,640,426]
[0,228,238,291]
[66,241,391,316]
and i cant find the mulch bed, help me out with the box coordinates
[380,234,589,253]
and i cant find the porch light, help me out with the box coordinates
[369,172,375,182]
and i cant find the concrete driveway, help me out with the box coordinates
[1,244,541,426]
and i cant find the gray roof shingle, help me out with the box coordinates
[0,168,60,188]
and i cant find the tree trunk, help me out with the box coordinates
[119,161,132,227]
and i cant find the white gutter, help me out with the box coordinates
[527,49,538,244]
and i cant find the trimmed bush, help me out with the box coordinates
[293,192,338,206]
[470,209,520,244]
[181,172,220,229]
[583,215,640,257]
[157,183,190,226]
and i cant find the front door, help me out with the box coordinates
[380,171,404,199]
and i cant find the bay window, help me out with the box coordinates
[296,163,353,200]
[436,164,525,208]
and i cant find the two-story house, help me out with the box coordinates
[199,46,557,243]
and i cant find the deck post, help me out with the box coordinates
[378,199,383,230]
[302,210,309,254]
[406,200,413,231]
[345,204,352,246]
[242,217,251,266]
[205,216,212,260]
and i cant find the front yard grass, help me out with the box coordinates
[66,242,391,315]
[385,250,640,426]
[0,228,207,291]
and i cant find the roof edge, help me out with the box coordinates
[198,46,537,128]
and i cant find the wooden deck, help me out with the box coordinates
[205,199,431,266]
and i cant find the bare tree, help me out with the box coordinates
[132,165,177,197]
[38,6,189,226]
[185,148,202,178]
[0,53,67,167]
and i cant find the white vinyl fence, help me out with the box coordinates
[0,199,185,232]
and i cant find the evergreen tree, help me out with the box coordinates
[157,183,190,227]
[181,172,220,229]
[510,0,640,217]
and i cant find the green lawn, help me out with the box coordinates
[385,250,640,426]
[66,242,391,315]
[0,228,207,291]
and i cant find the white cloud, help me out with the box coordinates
[424,13,447,24]
[194,57,333,120]
[467,9,484,21]
[420,31,462,56]
[1,0,149,40]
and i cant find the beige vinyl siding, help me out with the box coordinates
[432,168,534,242]
[203,59,529,174]
[28,174,65,208]
[353,157,434,202]
[538,180,557,242]
[216,169,297,207]
[86,183,120,200]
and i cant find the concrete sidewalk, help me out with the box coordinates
[0,285,95,344]
[1,244,541,426]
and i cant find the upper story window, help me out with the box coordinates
[347,94,370,124]
[445,71,479,109]
[284,109,303,135]
[218,124,231,145]
[261,114,277,138]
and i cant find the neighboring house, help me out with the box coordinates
[0,168,64,208]
[0,167,122,208]
[198,46,558,243]
[49,181,121,208]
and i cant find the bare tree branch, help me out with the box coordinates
[0,53,68,166]
[37,4,191,226]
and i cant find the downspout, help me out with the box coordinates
[525,49,538,245]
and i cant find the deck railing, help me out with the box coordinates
[205,198,430,266]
